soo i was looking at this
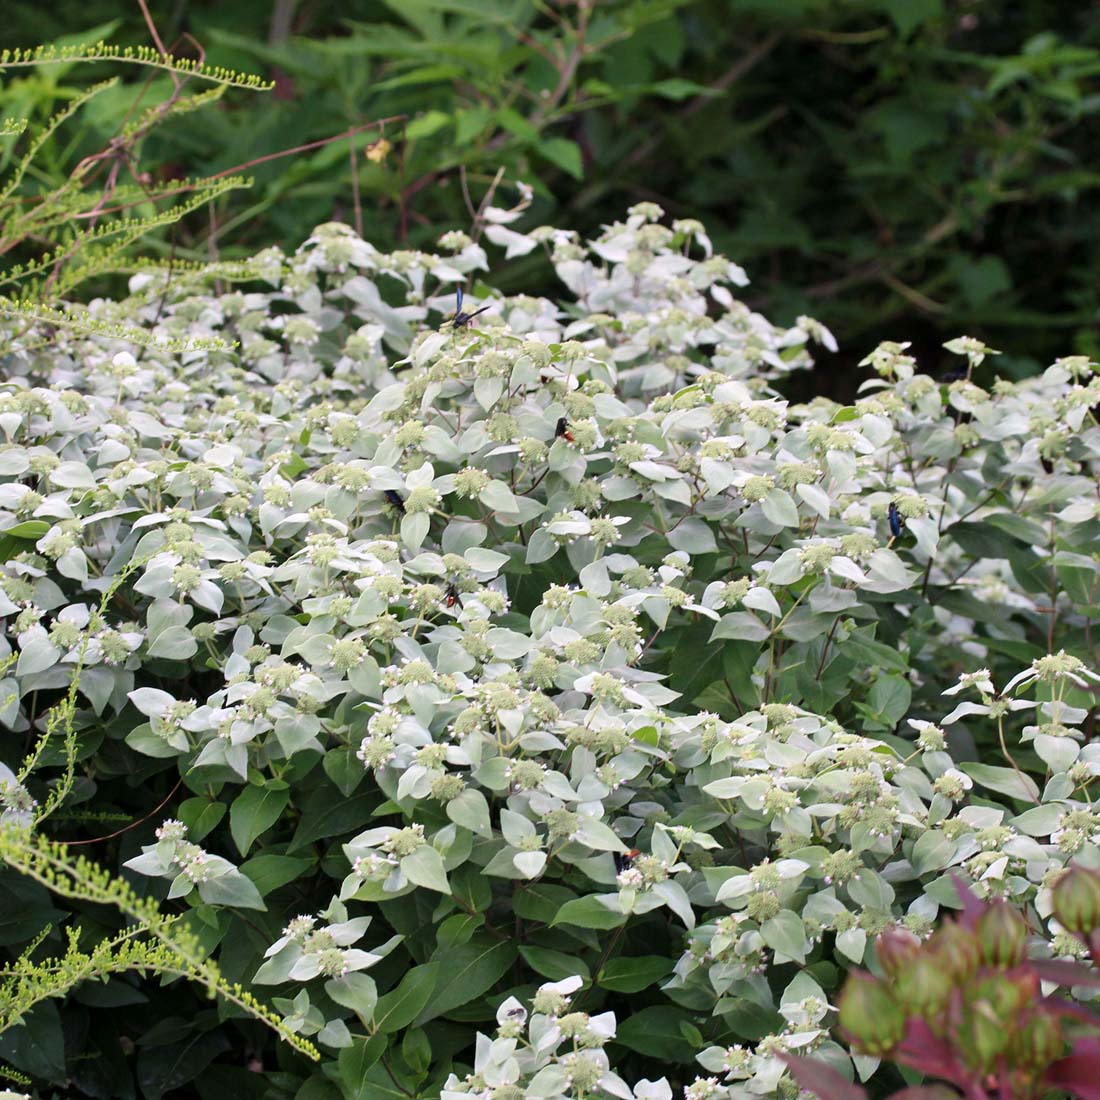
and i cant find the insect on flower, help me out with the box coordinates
[445,582,462,609]
[554,417,575,443]
[613,848,640,873]
[383,489,405,514]
[888,501,903,539]
[449,286,491,329]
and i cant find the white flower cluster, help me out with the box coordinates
[124,818,263,908]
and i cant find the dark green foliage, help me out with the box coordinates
[7,2,1100,381]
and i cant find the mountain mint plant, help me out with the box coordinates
[2,200,1100,1097]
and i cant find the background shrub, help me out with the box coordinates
[6,1,1100,382]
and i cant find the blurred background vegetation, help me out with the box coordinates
[5,0,1100,392]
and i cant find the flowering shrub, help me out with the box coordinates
[3,201,1100,1096]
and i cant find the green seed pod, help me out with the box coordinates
[964,972,1033,1071]
[875,926,922,979]
[838,972,906,1055]
[975,902,1028,968]
[1014,1012,1064,1069]
[1051,865,1100,934]
[968,1008,1012,1071]
[893,953,955,1019]
[931,921,982,982]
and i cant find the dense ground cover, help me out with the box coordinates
[2,203,1100,1098]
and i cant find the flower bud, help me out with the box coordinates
[838,973,906,1055]
[975,902,1028,968]
[1015,1012,1064,1069]
[893,953,954,1019]
[931,921,982,981]
[964,973,1031,1071]
[876,926,921,979]
[968,1010,1011,1070]
[1051,865,1100,934]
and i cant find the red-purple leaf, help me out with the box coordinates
[1030,957,1100,988]
[948,873,985,929]
[895,1019,967,1084]
[889,1087,960,1100]
[1040,993,1100,1026]
[1045,1041,1100,1100]
[778,1055,868,1100]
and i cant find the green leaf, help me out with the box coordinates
[538,137,583,179]
[885,0,942,38]
[909,830,956,876]
[863,673,911,728]
[326,973,378,1024]
[197,871,266,911]
[147,625,198,661]
[646,78,716,101]
[400,845,450,893]
[373,963,440,1034]
[401,1028,432,1075]
[614,1005,697,1063]
[337,1033,387,1100]
[3,520,50,539]
[961,763,1040,803]
[240,854,313,897]
[406,110,451,140]
[418,939,517,1023]
[550,895,627,930]
[513,883,577,923]
[124,723,181,760]
[0,1002,65,1083]
[760,910,808,963]
[324,746,365,797]
[598,955,672,993]
[446,787,493,837]
[136,1029,231,1100]
[451,863,494,913]
[289,790,377,852]
[1011,804,1064,836]
[761,488,800,527]
[230,782,289,856]
[178,798,226,843]
[518,945,591,981]
[0,874,65,946]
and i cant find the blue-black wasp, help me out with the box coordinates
[383,489,405,514]
[888,501,903,538]
[554,417,574,443]
[449,286,491,329]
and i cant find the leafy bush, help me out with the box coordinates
[9,2,1100,374]
[3,202,1100,1098]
